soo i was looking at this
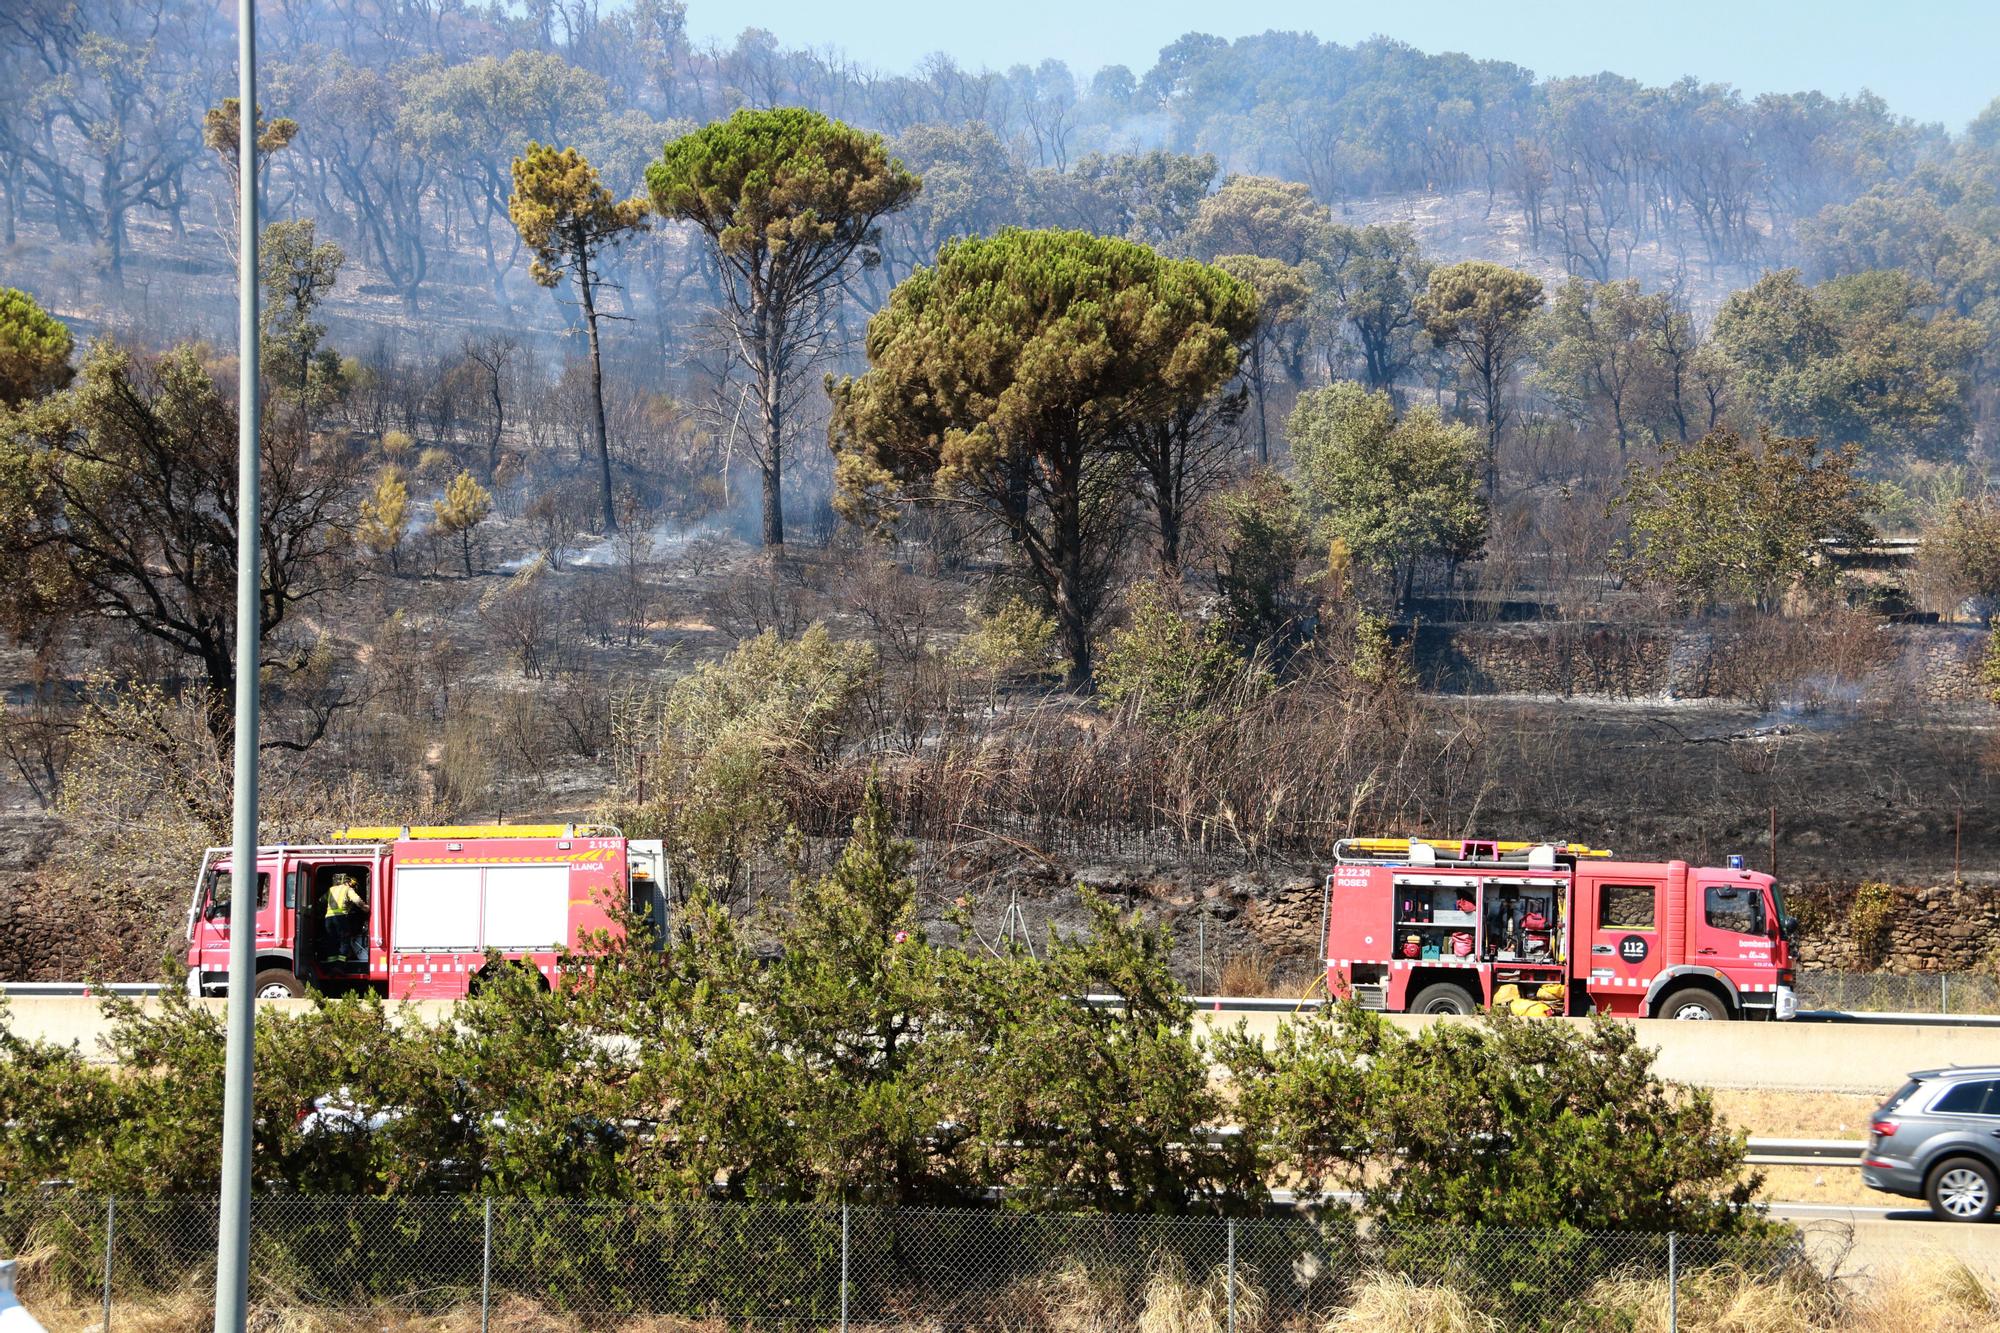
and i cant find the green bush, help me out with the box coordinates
[1096,580,1261,735]
[0,286,74,406]
[1219,1003,1770,1238]
[954,594,1061,684]
[619,623,877,897]
[1214,470,1318,658]
[1848,881,1897,965]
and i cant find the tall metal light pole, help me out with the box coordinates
[215,0,262,1327]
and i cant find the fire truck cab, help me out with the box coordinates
[1322,837,1797,1021]
[184,825,669,1000]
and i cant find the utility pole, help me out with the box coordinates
[214,1,262,1327]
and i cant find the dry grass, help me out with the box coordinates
[1321,1272,1497,1332]
[1038,1255,1266,1333]
[1580,1255,2000,1333]
[1707,1089,1889,1208]
[1840,1255,2000,1333]
[1587,1263,1839,1333]
[1039,1258,1129,1333]
[18,1290,734,1333]
[1216,950,1282,997]
[1139,1259,1265,1333]
[1710,1090,1882,1141]
[18,1252,2000,1333]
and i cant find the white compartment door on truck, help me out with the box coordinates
[482,864,571,951]
[391,862,570,953]
[626,838,669,943]
[391,865,484,951]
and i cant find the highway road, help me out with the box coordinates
[1776,1204,2000,1279]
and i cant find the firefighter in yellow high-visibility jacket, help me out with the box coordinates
[323,872,367,962]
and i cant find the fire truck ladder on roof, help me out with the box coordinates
[1333,836,1613,867]
[328,823,623,841]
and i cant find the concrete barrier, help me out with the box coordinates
[7,998,1991,1094]
[1190,1010,1999,1094]
[1,997,457,1061]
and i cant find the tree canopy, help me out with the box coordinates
[0,341,360,731]
[0,288,74,407]
[1185,174,1330,265]
[829,226,1257,686]
[1417,260,1544,493]
[1213,253,1315,461]
[1710,268,1982,464]
[649,107,920,547]
[1924,493,2000,624]
[1532,277,1688,452]
[1615,427,1876,612]
[1321,223,1431,392]
[510,141,650,531]
[1290,382,1488,600]
[259,219,347,414]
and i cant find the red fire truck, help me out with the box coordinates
[184,825,668,1000]
[1322,837,1797,1021]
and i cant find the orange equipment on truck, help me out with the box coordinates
[1322,836,1797,1021]
[184,825,668,999]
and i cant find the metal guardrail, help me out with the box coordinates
[7,986,1997,1031]
[1792,1008,2000,1024]
[1745,1138,1865,1168]
[1169,994,2000,1028]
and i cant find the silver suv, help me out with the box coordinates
[1862,1067,2000,1221]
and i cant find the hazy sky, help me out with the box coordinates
[684,0,1998,131]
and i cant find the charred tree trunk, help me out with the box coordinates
[1052,448,1089,689]
[1249,339,1269,465]
[576,245,617,534]
[1,158,17,247]
[486,374,505,478]
[755,302,785,548]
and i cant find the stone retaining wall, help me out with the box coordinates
[1413,620,1988,705]
[1787,879,2000,973]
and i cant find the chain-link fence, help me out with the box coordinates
[1795,969,2000,1015]
[0,1194,1816,1331]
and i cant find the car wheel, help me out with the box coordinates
[253,968,304,1000]
[1409,982,1478,1015]
[1657,987,1728,1021]
[1927,1157,1998,1223]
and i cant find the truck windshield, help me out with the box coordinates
[1703,885,1765,937]
[205,871,269,919]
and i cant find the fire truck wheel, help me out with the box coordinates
[1408,982,1478,1015]
[471,960,550,994]
[1658,987,1728,1021]
[253,968,304,999]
